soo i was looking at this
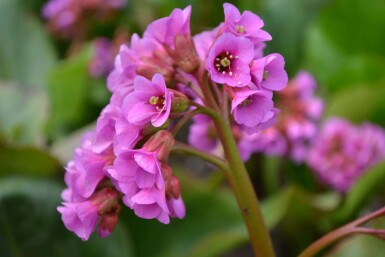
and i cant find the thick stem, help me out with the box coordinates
[213,114,276,257]
[199,73,275,257]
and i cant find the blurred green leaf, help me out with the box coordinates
[325,82,385,124]
[0,0,57,90]
[304,0,385,91]
[46,48,92,139]
[0,178,134,257]
[0,144,61,178]
[323,235,385,257]
[50,123,95,164]
[0,82,48,145]
[262,0,328,75]
[318,0,385,57]
[329,161,385,227]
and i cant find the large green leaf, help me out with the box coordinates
[46,48,93,139]
[328,161,385,227]
[0,178,134,257]
[323,234,385,257]
[0,0,57,90]
[0,144,61,178]
[0,82,48,145]
[303,0,385,92]
[325,82,385,124]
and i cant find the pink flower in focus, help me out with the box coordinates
[58,188,120,240]
[130,187,170,224]
[231,87,277,133]
[144,6,192,49]
[251,53,288,91]
[206,33,254,87]
[223,3,271,43]
[122,74,173,127]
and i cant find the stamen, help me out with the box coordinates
[149,96,159,105]
[263,70,269,80]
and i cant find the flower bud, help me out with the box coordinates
[166,175,181,199]
[170,90,189,113]
[98,205,121,238]
[143,130,175,162]
[141,120,170,136]
[165,34,200,73]
[161,163,173,180]
[90,188,119,215]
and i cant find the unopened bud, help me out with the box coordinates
[143,130,175,162]
[141,120,170,136]
[166,34,200,73]
[170,90,189,113]
[166,176,181,199]
[161,163,173,180]
[98,205,121,237]
[91,188,119,215]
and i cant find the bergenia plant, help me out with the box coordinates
[57,3,385,257]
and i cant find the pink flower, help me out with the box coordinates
[231,88,277,133]
[58,201,100,241]
[130,187,170,224]
[57,188,120,240]
[206,33,254,87]
[251,53,288,91]
[144,6,192,49]
[193,25,221,61]
[66,132,112,200]
[223,3,271,43]
[167,197,186,219]
[307,118,385,192]
[188,114,221,153]
[89,38,115,78]
[122,74,173,127]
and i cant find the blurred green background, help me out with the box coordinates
[1,0,385,256]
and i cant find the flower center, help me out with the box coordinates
[214,51,238,76]
[263,70,269,80]
[236,25,246,34]
[241,98,252,107]
[149,95,166,111]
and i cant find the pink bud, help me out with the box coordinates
[143,130,175,162]
[165,34,200,73]
[166,175,181,199]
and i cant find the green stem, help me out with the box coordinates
[171,109,202,136]
[171,142,230,174]
[298,206,385,257]
[213,114,276,257]
[199,74,275,257]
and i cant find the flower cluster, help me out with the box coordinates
[251,71,323,162]
[307,118,385,192]
[58,3,288,240]
[42,0,127,39]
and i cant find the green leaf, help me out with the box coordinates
[50,123,96,164]
[0,178,134,257]
[325,82,385,125]
[329,161,385,226]
[0,82,48,145]
[0,144,61,178]
[261,0,327,75]
[324,235,385,257]
[303,0,385,92]
[0,0,57,90]
[46,48,93,139]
